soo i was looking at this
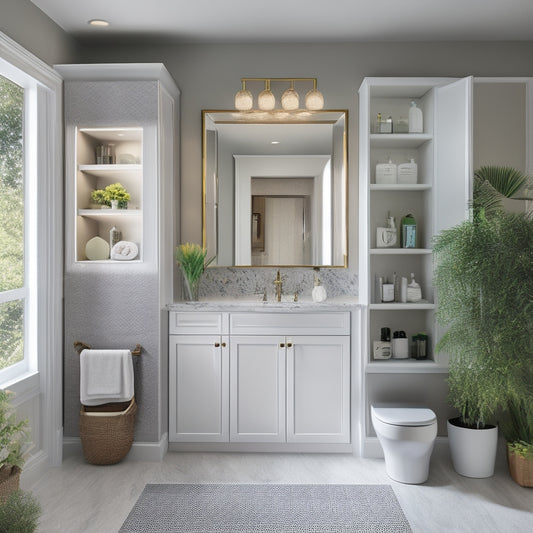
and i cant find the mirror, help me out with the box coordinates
[203,110,348,267]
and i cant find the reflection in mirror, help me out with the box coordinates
[203,110,348,267]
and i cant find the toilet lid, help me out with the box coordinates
[372,406,436,426]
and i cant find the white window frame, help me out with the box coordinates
[0,31,63,467]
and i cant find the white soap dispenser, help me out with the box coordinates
[397,158,418,184]
[408,101,423,133]
[312,269,327,302]
[375,157,397,184]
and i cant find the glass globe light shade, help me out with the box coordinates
[235,89,253,110]
[305,89,324,110]
[258,89,276,110]
[281,88,299,110]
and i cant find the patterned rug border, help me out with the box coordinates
[119,483,412,533]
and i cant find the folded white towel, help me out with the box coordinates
[80,349,134,406]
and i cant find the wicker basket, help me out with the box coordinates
[507,444,533,487]
[0,465,21,501]
[80,398,137,465]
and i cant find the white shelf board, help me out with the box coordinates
[369,302,435,310]
[370,184,432,191]
[78,164,142,173]
[366,359,448,374]
[78,209,142,217]
[370,248,432,255]
[78,127,143,142]
[370,133,433,148]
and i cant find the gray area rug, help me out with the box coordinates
[119,484,412,533]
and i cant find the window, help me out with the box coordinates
[0,74,26,377]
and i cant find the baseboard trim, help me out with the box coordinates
[168,442,354,453]
[362,436,449,458]
[20,450,49,489]
[63,433,168,463]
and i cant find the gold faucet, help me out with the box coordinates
[274,270,282,302]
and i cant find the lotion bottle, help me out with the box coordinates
[312,271,327,302]
[408,101,423,133]
[397,159,418,184]
[375,157,397,184]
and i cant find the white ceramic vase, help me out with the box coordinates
[447,417,498,478]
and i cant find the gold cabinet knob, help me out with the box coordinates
[215,342,220,347]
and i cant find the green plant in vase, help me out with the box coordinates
[103,183,131,209]
[90,189,109,208]
[175,243,215,301]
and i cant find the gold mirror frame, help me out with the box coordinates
[202,109,348,268]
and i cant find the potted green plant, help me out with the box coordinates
[503,398,533,487]
[104,182,130,209]
[433,193,533,478]
[0,490,41,533]
[90,183,131,209]
[89,189,108,208]
[175,243,215,301]
[0,390,30,500]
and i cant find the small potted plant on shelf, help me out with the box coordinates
[89,189,109,208]
[433,165,533,479]
[90,183,131,210]
[175,243,215,301]
[0,390,31,500]
[104,182,130,209]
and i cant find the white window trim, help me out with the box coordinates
[0,31,63,466]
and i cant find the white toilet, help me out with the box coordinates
[371,404,438,484]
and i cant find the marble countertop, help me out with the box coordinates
[168,297,360,312]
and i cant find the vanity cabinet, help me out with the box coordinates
[168,310,351,449]
[169,335,229,442]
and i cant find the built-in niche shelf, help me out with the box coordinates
[75,127,143,262]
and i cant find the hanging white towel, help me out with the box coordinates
[80,349,134,406]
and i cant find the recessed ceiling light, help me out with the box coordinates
[271,140,280,145]
[88,19,110,27]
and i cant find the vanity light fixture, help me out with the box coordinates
[281,80,299,110]
[235,80,253,111]
[235,78,324,111]
[258,79,276,111]
[88,19,110,27]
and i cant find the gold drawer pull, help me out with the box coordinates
[280,343,285,348]
[287,343,293,348]
[215,342,220,347]
[222,342,226,348]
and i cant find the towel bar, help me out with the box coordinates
[74,341,142,356]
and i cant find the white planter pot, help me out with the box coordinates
[447,417,498,478]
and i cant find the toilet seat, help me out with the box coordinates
[371,406,436,427]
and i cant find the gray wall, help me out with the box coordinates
[0,0,79,65]
[77,41,533,281]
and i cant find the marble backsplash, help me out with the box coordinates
[196,267,358,302]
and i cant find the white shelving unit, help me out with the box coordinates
[74,127,143,262]
[359,77,472,456]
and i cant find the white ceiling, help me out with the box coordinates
[31,0,533,43]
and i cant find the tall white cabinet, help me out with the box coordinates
[58,64,180,454]
[358,77,472,456]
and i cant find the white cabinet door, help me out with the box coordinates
[287,336,350,443]
[169,335,229,442]
[434,76,473,235]
[230,336,286,442]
